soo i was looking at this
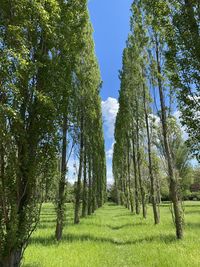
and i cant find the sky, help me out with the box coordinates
[88,0,133,183]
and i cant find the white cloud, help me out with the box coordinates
[173,110,188,140]
[102,97,119,139]
[106,162,114,185]
[67,157,79,183]
[149,111,189,141]
[106,143,114,159]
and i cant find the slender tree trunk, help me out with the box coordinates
[155,37,184,239]
[124,173,130,209]
[135,110,147,219]
[82,145,88,217]
[143,79,160,224]
[114,179,120,205]
[55,116,67,241]
[127,136,134,212]
[74,118,84,224]
[87,155,92,215]
[137,156,146,219]
[91,176,97,213]
[156,175,161,204]
[97,168,102,208]
[120,172,125,206]
[132,137,140,215]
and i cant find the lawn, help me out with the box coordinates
[23,201,200,267]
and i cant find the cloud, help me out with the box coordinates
[173,110,188,140]
[106,162,114,185]
[102,97,118,185]
[102,97,119,139]
[67,157,78,183]
[149,111,189,141]
[106,143,114,159]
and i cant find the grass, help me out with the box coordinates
[22,201,200,267]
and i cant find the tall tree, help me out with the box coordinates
[166,0,200,162]
[0,1,60,265]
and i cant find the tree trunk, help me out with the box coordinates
[155,36,184,239]
[91,173,97,213]
[82,146,88,217]
[74,118,84,224]
[132,137,140,215]
[125,174,130,209]
[87,155,92,215]
[127,137,134,212]
[1,248,22,267]
[136,110,147,219]
[143,79,160,224]
[55,116,68,241]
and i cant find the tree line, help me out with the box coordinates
[0,1,106,266]
[113,0,199,240]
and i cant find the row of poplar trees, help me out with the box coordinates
[113,0,199,240]
[0,1,106,266]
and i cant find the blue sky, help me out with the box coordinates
[88,0,133,183]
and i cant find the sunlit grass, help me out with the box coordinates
[23,201,200,267]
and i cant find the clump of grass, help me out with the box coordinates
[23,202,200,267]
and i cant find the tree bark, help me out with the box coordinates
[132,137,140,215]
[143,79,160,224]
[55,116,68,241]
[87,155,92,215]
[74,118,84,224]
[1,248,22,267]
[135,108,147,219]
[155,36,184,239]
[82,145,88,217]
[127,136,134,212]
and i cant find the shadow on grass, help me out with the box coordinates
[114,214,134,219]
[106,202,118,206]
[186,222,200,229]
[185,210,200,215]
[39,218,56,223]
[106,222,145,230]
[83,222,146,230]
[37,223,56,230]
[184,204,200,208]
[30,232,177,247]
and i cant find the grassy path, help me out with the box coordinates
[23,202,200,267]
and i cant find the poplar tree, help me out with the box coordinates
[166,0,200,162]
[0,1,60,265]
[55,0,88,241]
[73,14,106,224]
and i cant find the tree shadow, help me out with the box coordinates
[37,223,56,230]
[185,210,200,215]
[39,218,56,223]
[186,222,200,229]
[30,232,177,247]
[114,213,133,218]
[106,202,118,206]
[106,222,145,230]
[184,204,200,208]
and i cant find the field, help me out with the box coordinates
[23,202,200,267]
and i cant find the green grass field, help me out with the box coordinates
[23,202,200,267]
